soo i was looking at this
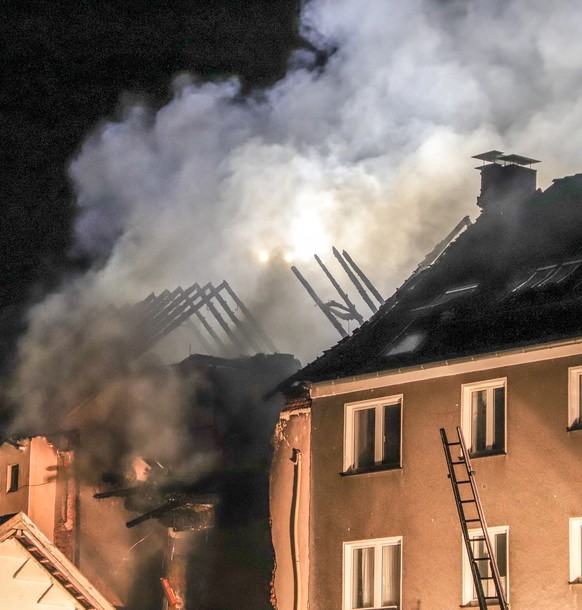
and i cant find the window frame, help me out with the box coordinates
[6,464,19,493]
[343,395,403,474]
[570,517,582,583]
[343,536,403,610]
[568,367,582,431]
[462,526,509,606]
[461,378,507,457]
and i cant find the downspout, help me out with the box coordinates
[290,448,302,610]
[70,430,81,566]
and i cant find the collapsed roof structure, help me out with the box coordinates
[112,280,276,359]
[269,153,582,610]
[278,152,582,389]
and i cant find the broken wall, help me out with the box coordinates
[270,407,311,610]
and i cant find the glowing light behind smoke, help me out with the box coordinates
[287,190,334,262]
[14,0,582,403]
[8,7,582,585]
[68,0,582,364]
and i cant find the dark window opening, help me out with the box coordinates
[7,464,19,493]
[383,402,401,466]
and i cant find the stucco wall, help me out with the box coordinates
[270,410,311,610]
[0,437,59,542]
[0,441,30,517]
[308,353,582,609]
[28,436,58,541]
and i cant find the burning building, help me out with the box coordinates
[0,278,299,610]
[270,154,582,609]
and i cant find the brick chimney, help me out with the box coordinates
[473,151,539,210]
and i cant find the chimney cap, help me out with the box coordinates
[472,150,541,167]
[498,153,540,166]
[472,150,505,163]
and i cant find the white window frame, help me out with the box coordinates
[570,517,582,583]
[568,367,582,429]
[343,395,403,472]
[343,536,402,610]
[461,378,507,455]
[462,526,509,605]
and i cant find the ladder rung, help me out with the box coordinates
[442,428,507,608]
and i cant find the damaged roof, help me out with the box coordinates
[280,169,582,391]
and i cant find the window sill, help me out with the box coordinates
[567,423,582,432]
[469,448,506,459]
[341,463,402,477]
[349,607,399,609]
[461,601,505,607]
[569,577,582,584]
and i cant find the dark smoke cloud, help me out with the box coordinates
[11,0,582,459]
[8,284,214,482]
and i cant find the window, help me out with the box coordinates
[343,537,402,610]
[6,464,19,493]
[568,367,582,430]
[462,526,508,605]
[461,379,506,456]
[383,332,425,357]
[344,396,402,472]
[512,260,582,292]
[570,518,582,583]
[413,284,478,312]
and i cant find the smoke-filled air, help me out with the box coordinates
[10,0,582,467]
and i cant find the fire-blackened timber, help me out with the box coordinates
[332,246,379,313]
[314,254,364,325]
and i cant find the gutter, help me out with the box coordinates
[308,335,582,399]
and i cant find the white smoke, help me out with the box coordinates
[12,0,582,437]
[61,0,582,363]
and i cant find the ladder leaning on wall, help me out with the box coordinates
[440,426,509,610]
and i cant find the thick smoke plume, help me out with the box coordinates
[11,0,582,466]
[9,284,203,481]
[67,0,582,361]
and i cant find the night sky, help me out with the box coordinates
[1,0,304,371]
[8,1,582,379]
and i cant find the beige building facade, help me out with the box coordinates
[270,158,582,610]
[272,339,582,609]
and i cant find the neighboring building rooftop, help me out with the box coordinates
[279,167,582,390]
[0,512,116,610]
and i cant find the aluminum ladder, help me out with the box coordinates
[440,426,509,610]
